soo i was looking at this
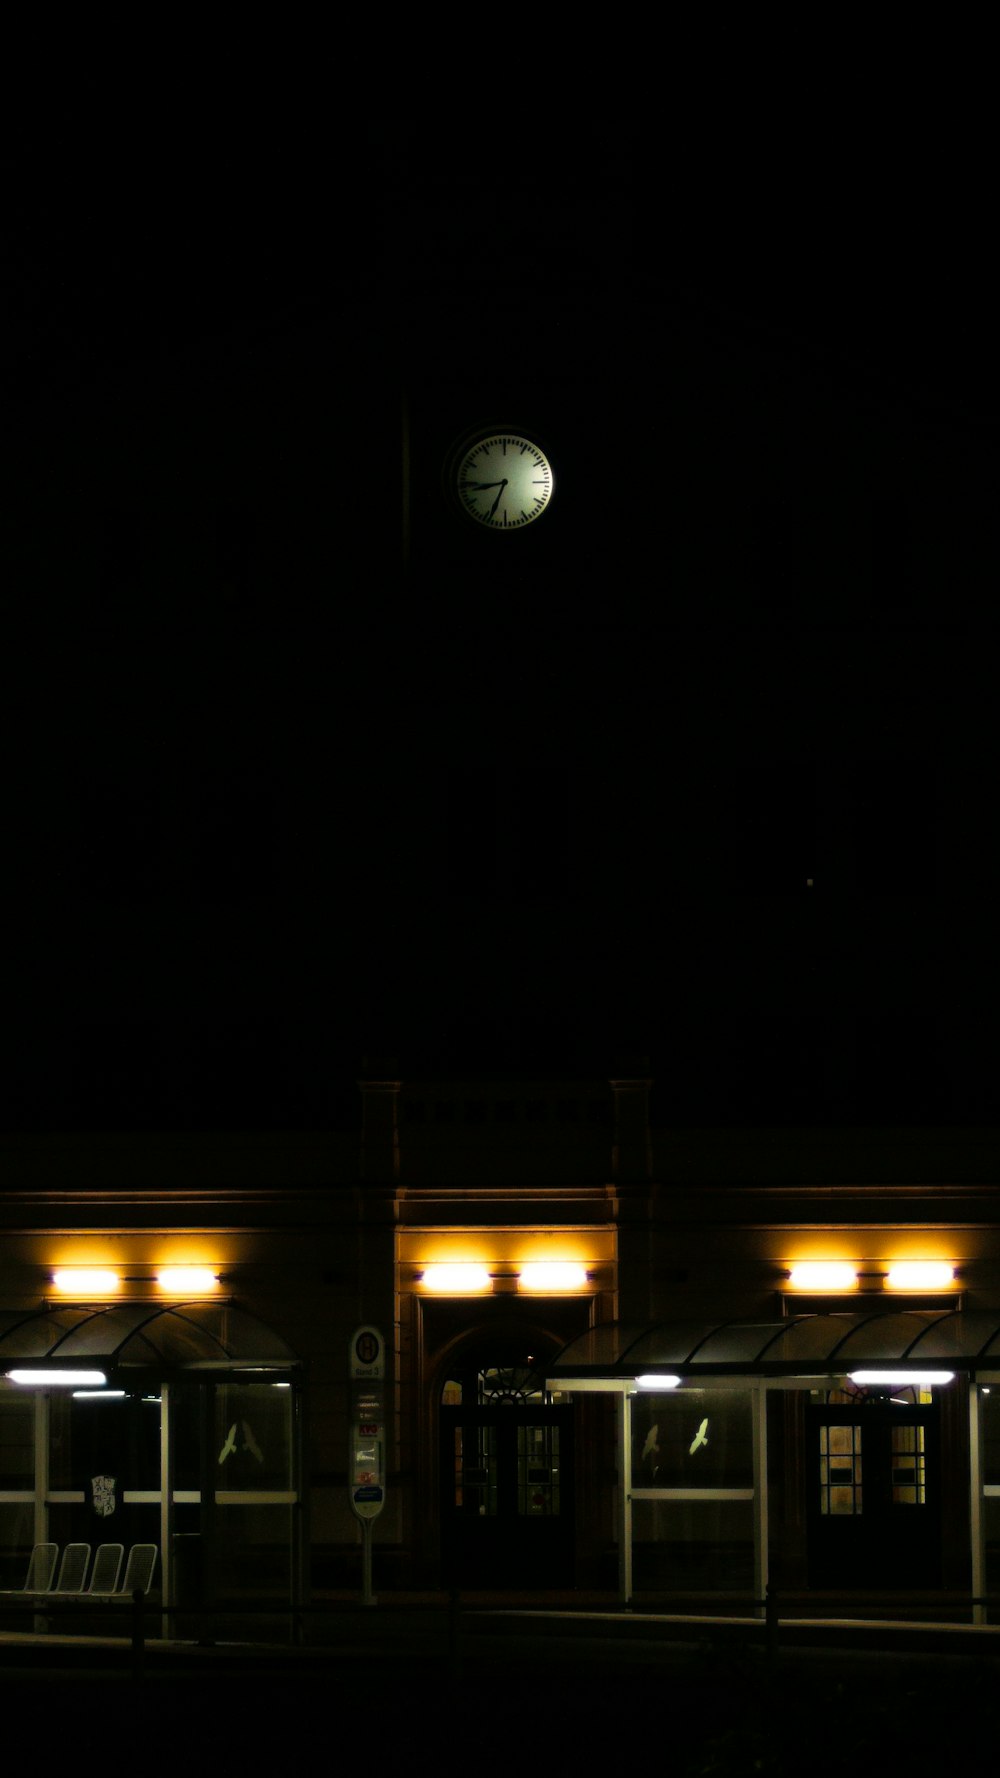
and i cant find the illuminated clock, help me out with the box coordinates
[452,432,554,531]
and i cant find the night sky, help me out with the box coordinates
[4,120,999,1133]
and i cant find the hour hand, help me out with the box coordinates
[462,479,507,491]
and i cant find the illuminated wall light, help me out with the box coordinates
[155,1267,219,1293]
[518,1262,588,1292]
[73,1389,127,1399]
[884,1262,955,1291]
[421,1264,492,1294]
[7,1369,108,1387]
[848,1370,955,1387]
[51,1269,120,1295]
[786,1262,858,1292]
[636,1374,682,1389]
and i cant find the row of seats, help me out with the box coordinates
[0,1541,157,1598]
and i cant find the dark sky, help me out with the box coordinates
[4,121,999,1132]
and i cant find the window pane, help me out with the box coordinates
[517,1424,560,1516]
[456,1425,496,1517]
[818,1423,862,1515]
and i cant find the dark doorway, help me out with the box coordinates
[806,1394,941,1588]
[439,1362,574,1588]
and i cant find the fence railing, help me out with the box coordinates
[5,1585,1000,1680]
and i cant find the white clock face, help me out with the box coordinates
[456,434,554,530]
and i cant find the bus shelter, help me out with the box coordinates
[0,1302,302,1628]
[547,1311,1000,1615]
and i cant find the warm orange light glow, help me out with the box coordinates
[884,1262,955,1291]
[421,1264,492,1294]
[155,1267,218,1293]
[787,1262,858,1292]
[399,1227,614,1270]
[51,1270,119,1295]
[518,1262,588,1292]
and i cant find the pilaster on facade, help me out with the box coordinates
[610,1073,653,1186]
[358,1074,402,1184]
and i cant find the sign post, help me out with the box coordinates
[349,1325,386,1606]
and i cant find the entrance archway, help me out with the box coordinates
[438,1328,575,1588]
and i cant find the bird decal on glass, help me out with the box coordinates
[689,1416,709,1454]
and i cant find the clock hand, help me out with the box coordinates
[463,479,508,491]
[488,478,508,519]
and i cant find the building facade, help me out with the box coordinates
[4,1077,1000,1617]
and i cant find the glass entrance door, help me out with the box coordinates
[806,1398,941,1588]
[440,1367,574,1587]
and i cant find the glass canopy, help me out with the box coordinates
[547,1311,1000,1380]
[0,1303,298,1371]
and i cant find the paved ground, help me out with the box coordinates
[3,1601,1000,1773]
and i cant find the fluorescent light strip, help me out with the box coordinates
[7,1370,108,1388]
[848,1370,955,1387]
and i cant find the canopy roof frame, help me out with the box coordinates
[546,1311,1000,1387]
[0,1301,300,1374]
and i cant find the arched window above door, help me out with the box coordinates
[441,1365,548,1407]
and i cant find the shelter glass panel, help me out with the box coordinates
[213,1502,293,1603]
[832,1312,948,1363]
[49,1388,161,1493]
[982,1387,1000,1488]
[0,1307,89,1358]
[632,1497,755,1594]
[214,1383,292,1489]
[688,1324,785,1366]
[171,1382,204,1491]
[633,1389,753,1489]
[0,1501,35,1591]
[0,1390,34,1488]
[624,1323,722,1368]
[983,1495,1000,1623]
[553,1324,646,1370]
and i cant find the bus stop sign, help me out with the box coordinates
[349,1325,386,1521]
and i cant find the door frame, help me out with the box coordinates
[805,1395,942,1589]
